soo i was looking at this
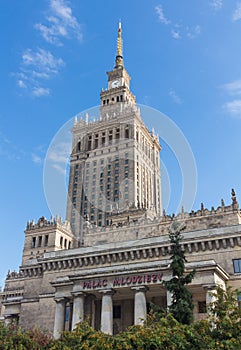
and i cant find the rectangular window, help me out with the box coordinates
[233,259,241,273]
[31,237,36,248]
[113,305,121,319]
[198,301,206,313]
[38,236,42,247]
[44,235,49,246]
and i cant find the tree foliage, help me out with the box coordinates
[1,286,241,349]
[162,222,195,324]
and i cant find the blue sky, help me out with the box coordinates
[1,0,241,286]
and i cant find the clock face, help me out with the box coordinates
[111,79,120,88]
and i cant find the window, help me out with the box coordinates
[44,235,49,246]
[233,259,241,273]
[31,237,36,248]
[60,236,63,247]
[38,236,42,247]
[198,301,206,313]
[125,128,129,138]
[113,305,121,319]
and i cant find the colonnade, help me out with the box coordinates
[53,285,217,339]
[53,286,147,339]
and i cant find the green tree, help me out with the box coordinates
[163,222,195,325]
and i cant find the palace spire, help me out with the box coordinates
[115,21,124,68]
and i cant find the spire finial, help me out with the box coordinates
[115,21,123,68]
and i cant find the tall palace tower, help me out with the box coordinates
[66,23,162,244]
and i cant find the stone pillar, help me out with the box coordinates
[166,290,173,309]
[204,285,217,314]
[100,289,115,335]
[71,292,85,330]
[4,315,12,326]
[53,297,66,339]
[132,286,147,325]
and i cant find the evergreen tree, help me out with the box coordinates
[163,222,195,324]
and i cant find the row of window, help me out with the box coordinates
[76,127,130,153]
[60,236,71,249]
[102,95,124,105]
[31,235,48,248]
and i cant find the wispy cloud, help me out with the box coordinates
[222,79,241,116]
[32,153,43,164]
[0,130,26,161]
[14,0,82,97]
[232,2,241,21]
[223,100,241,116]
[155,4,200,40]
[171,30,181,40]
[169,89,182,104]
[35,0,82,45]
[210,0,223,11]
[47,141,71,174]
[186,25,201,39]
[16,48,65,97]
[155,4,170,24]
[222,79,241,95]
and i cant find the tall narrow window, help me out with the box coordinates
[38,236,42,247]
[31,237,36,248]
[44,235,49,247]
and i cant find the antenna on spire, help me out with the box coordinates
[115,20,124,68]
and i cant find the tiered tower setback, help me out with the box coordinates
[66,23,162,244]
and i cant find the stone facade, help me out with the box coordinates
[1,24,241,337]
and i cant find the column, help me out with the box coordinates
[53,297,66,339]
[166,290,173,309]
[204,285,217,314]
[71,292,85,330]
[4,315,13,326]
[132,286,147,325]
[100,289,115,335]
